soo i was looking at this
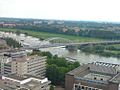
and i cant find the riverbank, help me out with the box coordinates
[79,44,120,58]
[0,28,102,42]
[1,28,120,63]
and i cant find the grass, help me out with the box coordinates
[109,44,120,48]
[105,44,120,55]
[0,28,102,42]
[105,50,120,54]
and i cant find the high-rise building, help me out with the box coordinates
[0,55,12,75]
[12,55,46,76]
[0,54,46,77]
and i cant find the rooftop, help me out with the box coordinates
[12,55,46,62]
[1,74,51,90]
[4,74,45,81]
[23,80,41,88]
[84,73,111,81]
[67,62,120,84]
[17,88,29,90]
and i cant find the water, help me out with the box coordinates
[39,47,120,64]
[1,31,120,64]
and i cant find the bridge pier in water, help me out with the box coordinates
[66,45,78,51]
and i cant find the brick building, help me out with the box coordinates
[65,62,120,90]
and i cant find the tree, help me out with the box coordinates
[31,50,80,86]
[73,62,80,68]
[58,67,69,86]
[4,37,21,48]
[16,30,21,35]
[46,64,59,85]
[50,85,55,90]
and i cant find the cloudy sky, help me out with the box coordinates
[0,0,120,22]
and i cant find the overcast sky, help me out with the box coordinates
[0,0,120,22]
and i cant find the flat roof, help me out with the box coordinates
[24,80,40,88]
[67,62,120,83]
[4,74,45,81]
[109,73,120,83]
[84,73,112,81]
[12,55,46,62]
[7,74,28,81]
[17,88,28,90]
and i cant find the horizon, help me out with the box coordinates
[1,16,120,24]
[1,0,120,22]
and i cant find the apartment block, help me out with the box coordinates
[12,55,46,76]
[0,53,46,77]
[0,55,12,75]
[5,49,27,58]
[65,62,120,90]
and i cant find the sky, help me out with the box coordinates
[0,0,120,22]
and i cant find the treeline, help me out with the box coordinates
[79,30,120,39]
[5,25,120,40]
[4,37,21,48]
[79,44,120,58]
[31,50,80,86]
[1,18,120,40]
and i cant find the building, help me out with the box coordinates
[0,49,27,75]
[0,53,46,77]
[4,49,27,58]
[65,62,120,90]
[0,55,12,75]
[0,74,51,90]
[12,55,46,76]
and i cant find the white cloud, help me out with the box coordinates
[0,0,120,22]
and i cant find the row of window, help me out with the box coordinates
[74,84,102,90]
[28,64,46,70]
[28,67,45,73]
[27,61,45,66]
[27,58,46,63]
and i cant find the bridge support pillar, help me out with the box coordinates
[66,45,77,51]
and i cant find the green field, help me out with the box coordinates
[79,43,120,58]
[0,28,102,42]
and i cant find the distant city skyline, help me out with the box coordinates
[0,0,120,22]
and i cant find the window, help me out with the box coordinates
[75,85,77,88]
[4,82,7,84]
[16,85,20,88]
[88,88,92,90]
[94,77,96,80]
[81,86,84,89]
[100,78,103,81]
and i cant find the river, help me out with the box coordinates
[39,46,120,64]
[0,31,120,64]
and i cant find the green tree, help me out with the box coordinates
[16,30,21,35]
[50,85,55,90]
[31,50,80,86]
[58,67,69,86]
[46,64,59,85]
[73,61,80,68]
[4,37,21,48]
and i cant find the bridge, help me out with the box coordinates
[22,37,120,49]
[41,37,120,47]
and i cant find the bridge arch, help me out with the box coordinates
[43,37,73,44]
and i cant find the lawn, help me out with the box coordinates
[0,28,102,42]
